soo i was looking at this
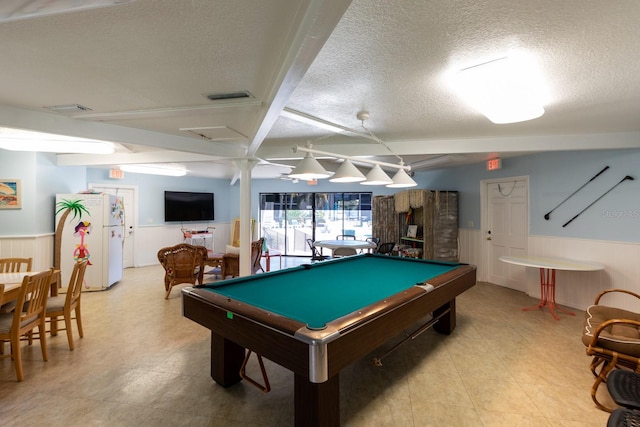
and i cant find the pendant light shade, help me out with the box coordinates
[329,160,366,182]
[386,168,418,188]
[360,164,393,186]
[288,152,331,180]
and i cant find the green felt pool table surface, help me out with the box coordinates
[196,254,460,329]
[182,254,476,427]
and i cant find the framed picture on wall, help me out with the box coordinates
[0,179,21,209]
[407,224,418,238]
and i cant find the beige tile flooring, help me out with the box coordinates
[0,258,616,426]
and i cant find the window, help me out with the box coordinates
[259,192,372,255]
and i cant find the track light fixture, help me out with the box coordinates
[290,144,416,187]
[287,111,417,187]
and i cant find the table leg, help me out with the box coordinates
[433,299,456,335]
[211,332,244,387]
[50,270,61,335]
[294,373,339,427]
[265,254,271,272]
[522,268,575,320]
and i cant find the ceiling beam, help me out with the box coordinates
[246,0,353,157]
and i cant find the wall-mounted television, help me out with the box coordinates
[164,191,214,222]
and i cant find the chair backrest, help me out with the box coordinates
[0,257,32,273]
[66,261,88,308]
[336,235,356,240]
[222,238,264,277]
[251,238,264,275]
[15,269,54,329]
[306,239,319,256]
[366,237,380,247]
[157,243,207,285]
[376,242,395,255]
[333,247,357,257]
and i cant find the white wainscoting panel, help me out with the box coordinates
[0,234,54,270]
[458,230,640,312]
[136,223,231,267]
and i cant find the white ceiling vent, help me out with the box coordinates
[205,91,253,101]
[179,125,247,141]
[44,104,93,113]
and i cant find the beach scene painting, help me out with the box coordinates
[0,179,21,209]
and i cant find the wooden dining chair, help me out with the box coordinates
[0,257,32,314]
[45,261,88,350]
[0,257,32,273]
[0,269,54,381]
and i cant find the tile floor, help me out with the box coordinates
[0,257,616,426]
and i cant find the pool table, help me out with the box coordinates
[182,254,476,426]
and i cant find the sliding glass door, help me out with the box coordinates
[259,192,372,256]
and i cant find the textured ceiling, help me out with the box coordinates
[0,0,639,180]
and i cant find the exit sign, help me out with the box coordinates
[487,158,502,171]
[109,168,124,179]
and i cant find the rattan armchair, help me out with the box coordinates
[582,289,640,411]
[157,243,207,299]
[221,238,264,279]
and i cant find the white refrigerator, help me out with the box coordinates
[56,193,124,291]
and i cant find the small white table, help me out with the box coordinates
[499,255,604,320]
[313,239,377,256]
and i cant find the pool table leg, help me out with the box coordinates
[294,373,339,427]
[211,332,245,387]
[433,299,456,335]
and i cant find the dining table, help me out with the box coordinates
[0,271,62,329]
[313,239,378,256]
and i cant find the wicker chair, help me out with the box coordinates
[221,238,264,279]
[582,289,640,411]
[157,244,207,299]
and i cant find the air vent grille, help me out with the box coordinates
[206,91,253,101]
[44,104,93,113]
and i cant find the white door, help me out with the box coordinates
[89,184,137,268]
[483,177,529,291]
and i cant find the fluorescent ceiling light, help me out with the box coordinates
[288,152,331,180]
[120,164,186,177]
[0,128,115,154]
[451,53,548,124]
[0,0,136,23]
[329,160,366,183]
[360,165,393,186]
[386,168,417,188]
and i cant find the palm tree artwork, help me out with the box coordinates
[54,199,89,269]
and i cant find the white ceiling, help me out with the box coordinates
[1,0,639,180]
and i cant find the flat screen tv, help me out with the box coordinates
[164,191,214,222]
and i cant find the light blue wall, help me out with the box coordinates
[0,152,85,236]
[2,148,638,243]
[416,149,640,242]
[86,168,234,225]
